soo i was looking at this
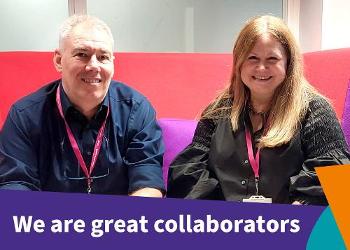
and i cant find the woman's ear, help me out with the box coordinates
[53,49,63,72]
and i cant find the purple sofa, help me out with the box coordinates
[158,119,197,187]
[342,80,350,147]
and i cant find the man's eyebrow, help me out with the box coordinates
[99,49,112,54]
[72,48,89,52]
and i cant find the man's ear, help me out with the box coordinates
[53,49,63,72]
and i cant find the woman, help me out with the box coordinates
[167,15,350,205]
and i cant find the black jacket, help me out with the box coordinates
[167,96,350,205]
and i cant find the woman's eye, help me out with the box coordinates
[268,57,279,61]
[247,56,258,60]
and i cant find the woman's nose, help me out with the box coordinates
[256,62,267,70]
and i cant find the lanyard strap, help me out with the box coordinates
[56,85,109,193]
[245,127,260,195]
[245,127,260,178]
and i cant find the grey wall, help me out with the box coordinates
[299,0,322,52]
[0,0,282,52]
[0,0,68,51]
[192,0,282,53]
[88,0,283,53]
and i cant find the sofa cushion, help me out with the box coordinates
[158,119,197,187]
[341,80,350,146]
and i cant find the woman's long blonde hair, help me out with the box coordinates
[202,15,320,148]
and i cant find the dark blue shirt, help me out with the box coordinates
[0,79,165,194]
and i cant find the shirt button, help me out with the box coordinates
[241,180,246,185]
[87,151,92,156]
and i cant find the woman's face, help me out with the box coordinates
[240,34,288,101]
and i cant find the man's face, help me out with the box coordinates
[54,22,114,105]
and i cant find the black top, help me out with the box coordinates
[167,96,350,204]
[0,79,165,194]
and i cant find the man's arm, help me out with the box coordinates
[125,98,165,197]
[0,106,40,191]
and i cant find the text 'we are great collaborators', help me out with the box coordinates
[13,214,300,238]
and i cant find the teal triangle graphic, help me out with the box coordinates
[307,206,346,250]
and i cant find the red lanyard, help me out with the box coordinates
[245,127,260,195]
[56,85,109,193]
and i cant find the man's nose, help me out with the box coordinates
[86,55,101,72]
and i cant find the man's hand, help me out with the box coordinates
[130,188,163,198]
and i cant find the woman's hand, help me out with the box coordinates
[292,200,303,205]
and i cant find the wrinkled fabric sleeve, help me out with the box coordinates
[167,118,222,199]
[0,106,40,191]
[125,99,165,194]
[290,97,350,205]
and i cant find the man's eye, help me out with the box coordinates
[99,55,111,62]
[268,57,279,61]
[75,52,88,58]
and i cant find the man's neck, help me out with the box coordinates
[75,103,100,120]
[61,84,106,121]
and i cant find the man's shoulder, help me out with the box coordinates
[108,80,149,105]
[12,80,59,112]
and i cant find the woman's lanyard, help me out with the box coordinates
[56,85,109,194]
[245,127,260,195]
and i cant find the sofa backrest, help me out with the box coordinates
[2,49,350,128]
[1,50,350,186]
[0,52,231,128]
[303,48,350,120]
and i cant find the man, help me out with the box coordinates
[0,15,164,197]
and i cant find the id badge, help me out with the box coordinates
[242,195,272,203]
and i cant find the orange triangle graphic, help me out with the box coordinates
[316,164,350,249]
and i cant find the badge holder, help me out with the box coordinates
[242,178,272,203]
[243,195,272,203]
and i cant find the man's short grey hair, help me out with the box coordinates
[58,15,114,50]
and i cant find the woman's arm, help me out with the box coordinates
[167,118,220,199]
[290,96,350,205]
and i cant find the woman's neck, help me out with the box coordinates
[248,95,272,133]
[249,95,272,114]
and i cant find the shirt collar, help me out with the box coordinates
[59,82,110,120]
[59,83,74,117]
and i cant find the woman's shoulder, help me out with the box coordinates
[191,98,231,148]
[301,93,349,158]
[301,94,339,129]
[302,93,343,139]
[201,97,232,120]
[307,94,334,112]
